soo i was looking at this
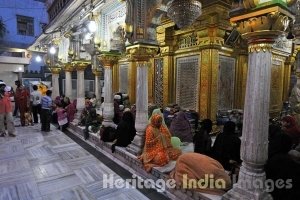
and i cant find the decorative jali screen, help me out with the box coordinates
[119,64,128,93]
[154,59,164,107]
[176,56,199,110]
[218,56,236,110]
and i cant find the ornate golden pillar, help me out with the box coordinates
[156,25,175,106]
[112,62,119,94]
[127,61,137,105]
[62,62,73,99]
[97,52,120,127]
[283,59,292,101]
[223,3,294,200]
[148,57,154,103]
[161,47,175,106]
[234,52,248,109]
[49,67,61,99]
[283,47,297,101]
[199,48,219,121]
[126,43,158,155]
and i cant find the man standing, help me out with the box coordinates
[0,81,16,137]
[41,90,52,132]
[30,85,42,123]
[15,80,29,126]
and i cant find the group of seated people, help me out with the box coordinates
[75,97,300,197]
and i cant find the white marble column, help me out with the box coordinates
[95,74,101,99]
[223,44,273,200]
[76,69,85,113]
[51,73,60,98]
[65,70,72,99]
[127,62,149,155]
[102,66,115,127]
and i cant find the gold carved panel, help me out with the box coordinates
[270,58,284,113]
[210,49,219,122]
[200,50,210,120]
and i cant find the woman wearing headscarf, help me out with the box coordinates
[148,108,166,126]
[211,121,241,170]
[113,94,122,124]
[139,114,181,172]
[193,119,213,156]
[281,115,300,147]
[111,111,136,153]
[170,153,231,195]
[266,133,300,200]
[65,99,76,123]
[169,111,193,142]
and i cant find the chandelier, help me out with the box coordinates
[167,0,202,29]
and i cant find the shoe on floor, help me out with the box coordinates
[8,133,16,137]
[0,133,6,137]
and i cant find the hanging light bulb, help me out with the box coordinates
[35,55,42,62]
[49,46,56,54]
[88,20,97,33]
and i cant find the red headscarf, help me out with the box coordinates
[282,115,300,145]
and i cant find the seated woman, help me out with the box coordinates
[193,119,212,156]
[281,115,300,148]
[170,152,231,195]
[139,114,181,172]
[266,133,300,199]
[211,121,241,171]
[65,99,76,123]
[148,108,166,126]
[169,111,193,142]
[111,111,136,153]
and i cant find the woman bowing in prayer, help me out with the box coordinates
[170,111,193,142]
[139,114,181,172]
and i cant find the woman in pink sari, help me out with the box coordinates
[66,99,76,122]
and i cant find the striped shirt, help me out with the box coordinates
[41,95,52,109]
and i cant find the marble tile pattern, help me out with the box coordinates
[0,124,149,200]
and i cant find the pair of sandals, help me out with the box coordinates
[0,132,16,137]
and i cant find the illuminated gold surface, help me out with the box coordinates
[270,56,285,115]
[126,44,158,62]
[128,61,136,105]
[62,62,73,72]
[283,60,292,101]
[242,0,259,9]
[148,58,154,104]
[200,49,210,120]
[197,49,220,121]
[49,66,61,74]
[235,54,248,109]
[113,63,119,94]
[92,68,101,77]
[97,52,120,68]
[72,60,90,71]
[248,43,273,52]
[162,55,175,106]
[231,6,293,24]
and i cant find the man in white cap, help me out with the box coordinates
[0,81,16,137]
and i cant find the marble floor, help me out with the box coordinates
[0,124,167,200]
